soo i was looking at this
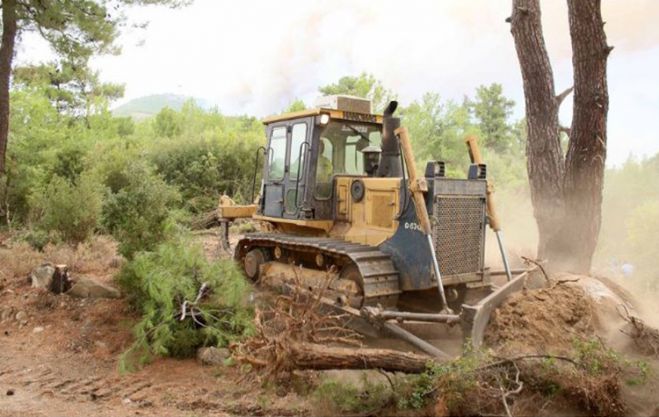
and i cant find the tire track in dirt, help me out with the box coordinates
[0,356,160,406]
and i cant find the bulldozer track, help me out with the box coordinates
[236,233,402,308]
[0,358,156,404]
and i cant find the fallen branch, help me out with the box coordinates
[617,304,659,357]
[521,256,550,282]
[190,210,218,230]
[482,354,579,371]
[499,362,523,417]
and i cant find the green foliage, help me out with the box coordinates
[312,376,392,415]
[113,94,204,118]
[595,156,659,289]
[52,143,87,183]
[149,103,264,210]
[22,229,57,251]
[153,107,183,138]
[467,83,517,153]
[29,174,103,244]
[283,98,306,113]
[116,239,254,370]
[13,61,125,118]
[572,338,622,376]
[102,161,181,258]
[400,92,477,177]
[626,201,659,277]
[319,72,396,113]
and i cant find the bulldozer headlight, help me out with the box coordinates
[319,113,330,125]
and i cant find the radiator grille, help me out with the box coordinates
[432,196,486,276]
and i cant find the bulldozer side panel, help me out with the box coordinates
[329,177,400,246]
[252,214,333,234]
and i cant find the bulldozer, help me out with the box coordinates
[218,95,531,358]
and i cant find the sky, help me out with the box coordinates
[17,0,659,166]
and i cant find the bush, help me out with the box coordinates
[102,161,181,258]
[116,238,254,369]
[312,377,392,415]
[29,174,103,244]
[22,229,58,251]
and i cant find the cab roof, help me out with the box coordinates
[262,108,384,125]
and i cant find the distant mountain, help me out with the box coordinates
[113,94,210,119]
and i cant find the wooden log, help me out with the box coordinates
[190,210,218,230]
[288,342,433,373]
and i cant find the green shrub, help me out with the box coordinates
[312,377,392,415]
[29,174,103,244]
[102,161,181,258]
[149,136,260,212]
[22,229,58,251]
[116,238,254,370]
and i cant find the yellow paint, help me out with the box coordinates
[330,177,400,246]
[252,214,334,234]
[262,108,383,125]
[217,204,256,219]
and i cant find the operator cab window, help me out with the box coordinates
[314,121,381,198]
[289,123,308,179]
[267,127,287,181]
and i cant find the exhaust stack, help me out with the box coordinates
[377,101,403,178]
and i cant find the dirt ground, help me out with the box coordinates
[0,234,311,417]
[484,273,659,416]
[1,230,658,416]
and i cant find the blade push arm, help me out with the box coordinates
[396,126,451,312]
[464,136,512,281]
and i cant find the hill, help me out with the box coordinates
[113,94,209,119]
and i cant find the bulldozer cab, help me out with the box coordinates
[260,96,383,221]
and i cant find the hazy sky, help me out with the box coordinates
[18,0,659,165]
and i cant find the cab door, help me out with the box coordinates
[263,124,287,217]
[283,119,311,218]
[263,119,312,218]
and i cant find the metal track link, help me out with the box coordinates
[235,233,401,308]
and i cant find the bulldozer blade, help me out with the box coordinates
[461,268,534,350]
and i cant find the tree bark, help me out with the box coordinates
[546,0,609,272]
[0,0,18,175]
[509,0,566,258]
[288,343,432,373]
[510,0,609,273]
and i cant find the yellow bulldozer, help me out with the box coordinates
[218,95,531,358]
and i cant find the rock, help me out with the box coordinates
[67,277,120,299]
[28,264,72,294]
[197,347,230,366]
[6,389,14,396]
[14,311,27,323]
[29,263,55,289]
[32,326,44,333]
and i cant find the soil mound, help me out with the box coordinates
[484,281,596,354]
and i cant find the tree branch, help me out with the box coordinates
[556,86,574,107]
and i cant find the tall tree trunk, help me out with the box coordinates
[510,0,609,273]
[546,0,610,272]
[0,0,18,174]
[509,0,565,258]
